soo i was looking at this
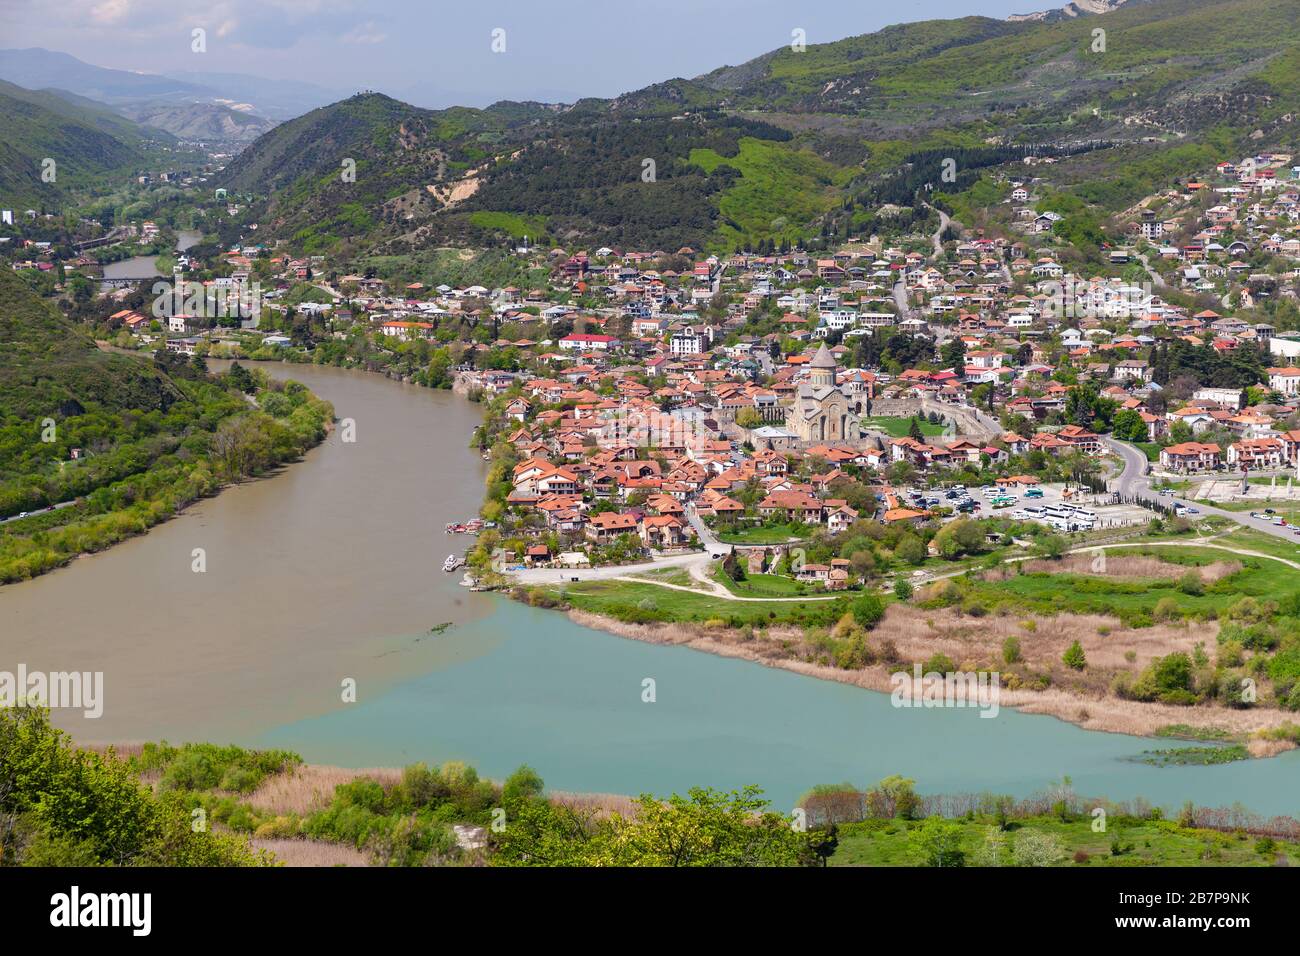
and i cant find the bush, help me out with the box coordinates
[1002,635,1022,665]
[1062,641,1087,671]
[924,653,956,674]
[852,592,886,628]
[1178,571,1204,596]
[1152,597,1181,622]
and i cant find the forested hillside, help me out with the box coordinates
[217,0,1300,254]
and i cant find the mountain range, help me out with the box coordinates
[0,48,343,144]
[4,0,1298,253]
[209,0,1299,255]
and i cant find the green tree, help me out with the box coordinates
[910,817,966,867]
[1111,408,1148,442]
[1062,640,1087,670]
[852,592,886,628]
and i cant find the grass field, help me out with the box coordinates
[830,816,1300,867]
[860,416,947,438]
[468,211,550,241]
[552,578,852,627]
[713,569,811,598]
[951,540,1300,623]
[716,521,813,545]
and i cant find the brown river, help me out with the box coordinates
[1,362,493,745]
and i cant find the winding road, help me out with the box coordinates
[1107,437,1300,544]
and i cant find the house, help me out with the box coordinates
[1227,437,1286,469]
[825,501,859,534]
[1268,367,1300,397]
[1113,359,1151,382]
[639,514,691,549]
[380,320,434,341]
[559,333,619,351]
[757,491,824,523]
[585,511,640,543]
[1159,442,1222,473]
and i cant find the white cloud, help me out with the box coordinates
[90,0,131,23]
[342,20,386,45]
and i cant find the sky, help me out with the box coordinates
[0,0,1044,108]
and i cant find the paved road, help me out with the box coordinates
[1107,437,1300,544]
[926,203,951,258]
[0,500,76,526]
[685,503,732,556]
[509,550,713,586]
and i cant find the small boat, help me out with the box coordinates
[442,554,460,572]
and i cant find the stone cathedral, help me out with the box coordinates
[786,343,856,443]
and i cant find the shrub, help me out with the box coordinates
[1002,635,1022,665]
[852,592,886,628]
[1152,597,1181,622]
[924,653,956,674]
[1178,571,1204,596]
[1062,641,1087,671]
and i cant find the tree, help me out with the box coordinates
[0,706,267,866]
[907,417,925,442]
[910,817,966,867]
[972,826,1008,866]
[735,407,762,429]
[895,534,927,565]
[1035,534,1066,559]
[1111,408,1148,442]
[493,785,822,867]
[1062,640,1087,670]
[1011,828,1065,867]
[893,578,914,601]
[225,361,256,394]
[940,337,966,369]
[852,592,885,628]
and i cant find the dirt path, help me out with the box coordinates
[615,563,841,602]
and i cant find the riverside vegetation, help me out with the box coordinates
[0,269,333,583]
[5,707,1296,868]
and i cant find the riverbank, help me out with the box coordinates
[0,364,334,584]
[551,603,1300,756]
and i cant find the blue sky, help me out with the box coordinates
[2,0,1042,107]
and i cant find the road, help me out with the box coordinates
[1107,437,1300,544]
[685,503,732,556]
[0,500,76,526]
[509,549,712,586]
[926,202,951,258]
[1134,251,1166,290]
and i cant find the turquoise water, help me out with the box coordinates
[256,598,1300,816]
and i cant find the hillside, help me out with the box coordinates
[0,269,181,420]
[0,79,167,209]
[219,0,1300,253]
[115,100,275,143]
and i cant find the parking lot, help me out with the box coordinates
[902,482,1151,531]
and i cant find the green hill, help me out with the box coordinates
[0,268,181,420]
[220,0,1300,253]
[0,79,166,209]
